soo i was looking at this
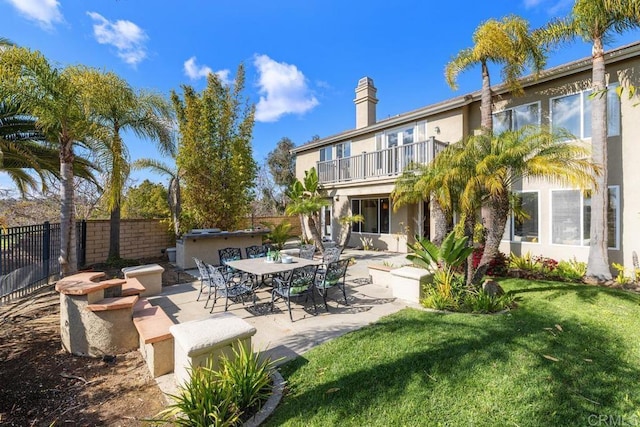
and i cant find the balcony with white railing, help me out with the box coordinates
[316,137,448,185]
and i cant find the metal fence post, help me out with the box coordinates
[43,221,50,278]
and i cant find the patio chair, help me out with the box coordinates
[271,264,319,321]
[194,257,216,303]
[299,244,316,260]
[218,247,243,277]
[206,263,256,312]
[316,246,341,279]
[245,245,267,259]
[245,244,268,286]
[315,258,350,310]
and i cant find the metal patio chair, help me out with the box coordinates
[271,264,319,321]
[299,244,316,260]
[315,258,350,310]
[206,263,255,312]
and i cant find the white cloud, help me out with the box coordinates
[183,56,232,85]
[253,54,319,123]
[87,11,148,66]
[522,0,544,7]
[522,0,572,14]
[5,0,62,29]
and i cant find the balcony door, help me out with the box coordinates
[386,126,413,173]
[336,142,351,181]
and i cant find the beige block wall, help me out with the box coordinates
[84,219,174,266]
[83,217,301,267]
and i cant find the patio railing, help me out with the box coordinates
[317,137,448,184]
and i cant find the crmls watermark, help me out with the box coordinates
[587,414,640,426]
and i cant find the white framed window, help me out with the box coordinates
[493,102,541,134]
[336,142,351,158]
[319,141,351,162]
[513,191,540,243]
[550,85,621,139]
[319,146,332,162]
[351,197,390,234]
[550,186,619,249]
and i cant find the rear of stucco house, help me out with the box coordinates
[292,42,640,271]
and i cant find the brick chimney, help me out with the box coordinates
[354,77,378,129]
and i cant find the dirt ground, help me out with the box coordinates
[0,260,191,427]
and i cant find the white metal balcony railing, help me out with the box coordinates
[316,137,448,184]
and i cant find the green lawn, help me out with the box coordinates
[265,279,640,426]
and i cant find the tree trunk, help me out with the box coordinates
[338,223,351,253]
[464,213,476,287]
[298,214,307,241]
[480,60,493,133]
[431,199,449,246]
[472,193,509,285]
[59,139,76,276]
[307,215,325,253]
[169,176,181,238]
[586,37,612,282]
[108,205,121,261]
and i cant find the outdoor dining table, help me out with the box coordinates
[225,255,322,279]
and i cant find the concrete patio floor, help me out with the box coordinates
[148,249,417,395]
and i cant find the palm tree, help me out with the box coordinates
[0,47,95,275]
[76,68,175,261]
[131,158,182,238]
[1,102,99,196]
[445,15,547,132]
[394,140,481,284]
[467,126,598,283]
[540,0,640,282]
[394,126,599,286]
[285,167,329,253]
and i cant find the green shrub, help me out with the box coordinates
[421,269,466,311]
[552,258,586,281]
[462,290,515,314]
[262,221,293,250]
[157,358,240,427]
[156,344,275,426]
[218,344,275,412]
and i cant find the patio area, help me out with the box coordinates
[146,249,416,395]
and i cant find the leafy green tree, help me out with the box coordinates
[77,68,174,261]
[445,15,546,132]
[267,137,296,188]
[132,158,182,237]
[172,65,257,231]
[540,0,640,282]
[122,179,170,219]
[0,47,95,275]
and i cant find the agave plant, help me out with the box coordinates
[407,230,474,272]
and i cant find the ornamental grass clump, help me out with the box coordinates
[156,343,276,427]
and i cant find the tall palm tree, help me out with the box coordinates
[540,0,640,282]
[0,47,95,275]
[1,102,98,196]
[445,15,547,132]
[75,68,174,261]
[131,158,181,238]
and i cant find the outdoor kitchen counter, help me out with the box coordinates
[175,229,270,270]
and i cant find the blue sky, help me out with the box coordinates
[2,0,640,194]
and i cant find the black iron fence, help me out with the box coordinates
[0,221,86,304]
